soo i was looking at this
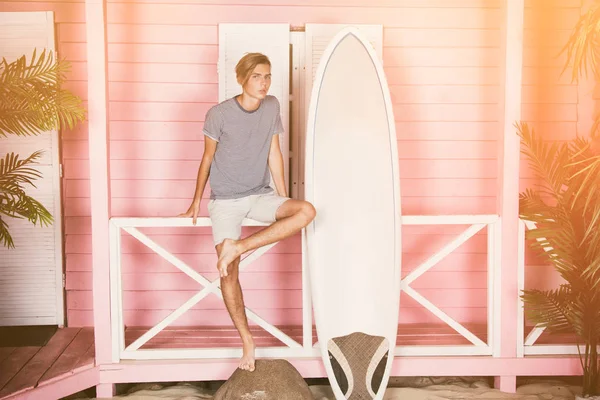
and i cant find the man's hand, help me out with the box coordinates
[178,200,200,225]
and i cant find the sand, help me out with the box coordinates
[84,378,588,400]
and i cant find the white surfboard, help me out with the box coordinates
[304,27,401,400]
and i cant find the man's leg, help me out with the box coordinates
[208,197,255,371]
[217,245,256,371]
[217,199,316,275]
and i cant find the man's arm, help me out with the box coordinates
[268,134,287,197]
[179,136,218,224]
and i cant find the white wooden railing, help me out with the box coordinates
[517,219,582,357]
[108,215,502,362]
[397,215,501,357]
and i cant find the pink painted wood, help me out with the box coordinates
[0,329,79,397]
[0,348,40,392]
[96,356,583,384]
[3,367,98,400]
[1,0,592,388]
[0,328,95,400]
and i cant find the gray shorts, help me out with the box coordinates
[207,191,290,246]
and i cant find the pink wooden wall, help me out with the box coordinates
[2,0,588,328]
[521,0,591,295]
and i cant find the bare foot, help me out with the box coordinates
[217,239,242,277]
[239,341,256,372]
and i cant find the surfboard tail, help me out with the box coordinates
[327,332,390,399]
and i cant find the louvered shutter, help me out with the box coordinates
[0,12,64,326]
[218,23,291,193]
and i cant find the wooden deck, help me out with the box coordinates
[0,327,95,400]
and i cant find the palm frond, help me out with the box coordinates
[571,158,600,213]
[0,48,86,137]
[11,195,53,226]
[0,108,52,137]
[521,285,577,335]
[560,1,600,83]
[0,216,14,248]
[0,151,44,187]
[54,89,86,130]
[0,49,67,89]
[592,292,600,340]
[581,201,600,261]
[519,189,551,219]
[516,122,570,201]
[0,150,53,249]
[0,192,52,249]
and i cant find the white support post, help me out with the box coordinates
[487,222,496,356]
[516,219,525,357]
[495,0,525,391]
[485,221,503,357]
[108,222,122,362]
[290,31,306,200]
[85,0,113,367]
[492,221,502,357]
[497,0,525,363]
[301,228,313,349]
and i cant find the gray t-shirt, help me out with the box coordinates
[202,95,284,200]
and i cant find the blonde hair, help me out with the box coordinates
[235,53,271,87]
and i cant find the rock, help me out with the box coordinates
[120,382,214,399]
[471,380,491,389]
[213,359,313,400]
[309,385,334,400]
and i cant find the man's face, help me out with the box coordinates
[243,63,271,100]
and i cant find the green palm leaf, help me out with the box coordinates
[0,151,44,186]
[536,3,600,394]
[518,119,600,394]
[522,285,576,335]
[0,216,13,249]
[0,49,85,249]
[516,122,570,201]
[0,150,53,248]
[561,1,600,83]
[0,48,86,137]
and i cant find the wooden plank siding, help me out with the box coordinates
[72,0,505,328]
[521,0,587,293]
[1,0,589,329]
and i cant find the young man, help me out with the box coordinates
[179,53,316,372]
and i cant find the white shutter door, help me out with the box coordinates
[218,23,291,193]
[300,24,383,199]
[0,12,64,326]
